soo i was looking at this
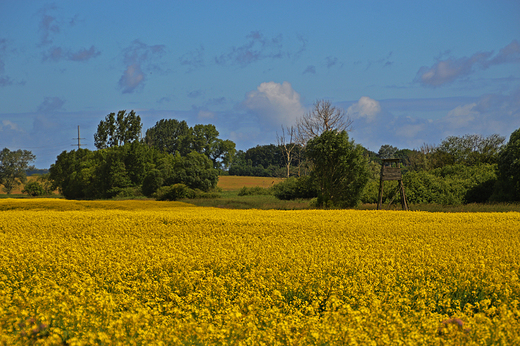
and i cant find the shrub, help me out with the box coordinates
[156,184,195,201]
[22,181,45,197]
[238,186,272,196]
[271,176,317,200]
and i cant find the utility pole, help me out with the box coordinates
[73,125,86,149]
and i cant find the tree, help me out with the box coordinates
[145,119,191,155]
[433,134,505,167]
[492,128,520,201]
[0,148,36,194]
[378,144,398,159]
[306,130,369,208]
[297,100,353,143]
[277,125,297,178]
[94,110,143,149]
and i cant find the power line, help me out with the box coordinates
[72,125,86,149]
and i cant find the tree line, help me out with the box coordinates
[2,103,520,207]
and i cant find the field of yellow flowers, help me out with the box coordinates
[1,199,519,345]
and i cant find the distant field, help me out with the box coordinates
[217,175,284,191]
[0,175,38,195]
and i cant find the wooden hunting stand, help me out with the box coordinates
[377,158,409,211]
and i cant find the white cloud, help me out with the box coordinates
[415,40,520,87]
[197,110,215,119]
[347,96,382,122]
[243,81,305,127]
[0,120,22,132]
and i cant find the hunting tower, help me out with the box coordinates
[377,158,409,211]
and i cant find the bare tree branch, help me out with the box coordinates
[296,100,352,144]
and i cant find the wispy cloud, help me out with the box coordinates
[37,5,101,64]
[215,31,307,68]
[303,65,316,74]
[38,4,59,46]
[37,96,65,113]
[415,40,520,87]
[0,38,13,86]
[42,45,100,62]
[118,39,166,94]
[180,45,205,71]
[242,81,305,127]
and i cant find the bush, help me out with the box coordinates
[108,187,143,199]
[22,181,45,197]
[156,184,195,201]
[271,176,317,200]
[238,186,272,196]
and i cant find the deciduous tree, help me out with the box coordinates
[306,130,369,208]
[94,110,143,149]
[0,148,36,194]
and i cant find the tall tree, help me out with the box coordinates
[306,130,369,208]
[297,100,353,143]
[145,119,191,155]
[492,127,520,201]
[94,110,143,149]
[0,148,36,194]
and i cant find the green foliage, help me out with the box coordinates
[306,131,369,208]
[0,148,36,194]
[142,169,164,197]
[432,134,505,167]
[156,184,195,201]
[491,127,520,201]
[145,119,191,155]
[270,176,317,200]
[238,186,272,196]
[49,142,218,200]
[146,120,236,170]
[403,164,497,205]
[94,110,142,149]
[22,181,45,196]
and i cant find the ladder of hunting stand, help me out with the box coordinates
[377,158,409,211]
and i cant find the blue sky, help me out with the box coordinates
[1,1,519,168]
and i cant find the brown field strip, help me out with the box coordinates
[217,176,284,191]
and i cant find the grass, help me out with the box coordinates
[4,174,520,212]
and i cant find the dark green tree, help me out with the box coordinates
[0,148,36,194]
[378,144,398,159]
[145,119,191,155]
[433,134,505,167]
[492,128,520,201]
[306,130,369,208]
[94,110,143,149]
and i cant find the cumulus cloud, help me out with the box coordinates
[118,40,166,93]
[437,89,520,136]
[197,110,215,119]
[416,40,520,87]
[347,96,382,123]
[243,81,305,127]
[37,97,65,113]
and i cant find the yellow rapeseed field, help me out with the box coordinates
[0,199,519,345]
